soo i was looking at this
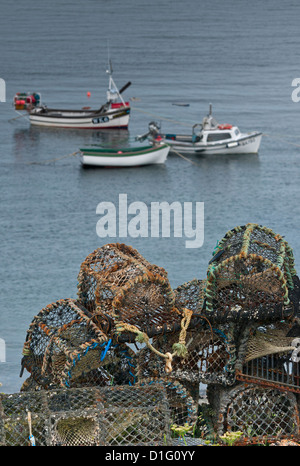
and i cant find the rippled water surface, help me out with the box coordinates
[1,0,300,392]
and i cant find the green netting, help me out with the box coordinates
[204,223,299,323]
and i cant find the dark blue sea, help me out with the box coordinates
[1,0,300,393]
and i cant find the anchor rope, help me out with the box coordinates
[26,151,80,165]
[263,133,300,148]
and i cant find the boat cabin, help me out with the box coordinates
[194,124,241,144]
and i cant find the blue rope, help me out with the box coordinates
[100,339,112,361]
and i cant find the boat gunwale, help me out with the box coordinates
[29,105,130,119]
[165,131,262,147]
[80,144,169,157]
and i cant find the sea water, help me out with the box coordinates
[0,0,300,393]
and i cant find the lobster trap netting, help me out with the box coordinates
[11,228,300,445]
[136,378,198,428]
[0,385,172,446]
[20,299,136,390]
[76,243,184,340]
[204,224,299,324]
[174,278,206,313]
[136,321,236,401]
[77,243,167,315]
[236,319,300,393]
[136,330,202,404]
[111,272,182,336]
[212,383,299,443]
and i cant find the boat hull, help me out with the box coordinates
[80,144,170,167]
[29,107,130,129]
[166,133,262,155]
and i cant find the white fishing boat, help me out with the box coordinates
[13,62,131,129]
[80,143,170,167]
[138,105,262,155]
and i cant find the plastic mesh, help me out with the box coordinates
[136,378,198,427]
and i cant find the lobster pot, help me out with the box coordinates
[204,224,298,324]
[208,383,300,443]
[136,329,203,404]
[21,341,136,391]
[137,322,236,388]
[0,385,171,446]
[77,243,167,314]
[111,272,180,334]
[20,299,135,390]
[137,378,198,428]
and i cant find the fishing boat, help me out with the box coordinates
[137,105,262,155]
[80,143,170,167]
[13,62,131,129]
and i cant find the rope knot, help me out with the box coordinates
[165,352,173,373]
[172,342,188,358]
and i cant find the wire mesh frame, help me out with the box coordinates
[136,330,201,406]
[204,224,298,324]
[197,326,237,386]
[216,383,300,443]
[0,385,172,446]
[236,352,300,395]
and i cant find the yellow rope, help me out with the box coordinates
[172,308,193,358]
[115,308,194,373]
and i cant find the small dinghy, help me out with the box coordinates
[138,105,262,155]
[80,143,170,167]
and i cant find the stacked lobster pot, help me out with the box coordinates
[19,243,200,442]
[200,224,300,441]
[15,226,300,445]
[76,243,199,426]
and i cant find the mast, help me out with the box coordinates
[106,48,126,106]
